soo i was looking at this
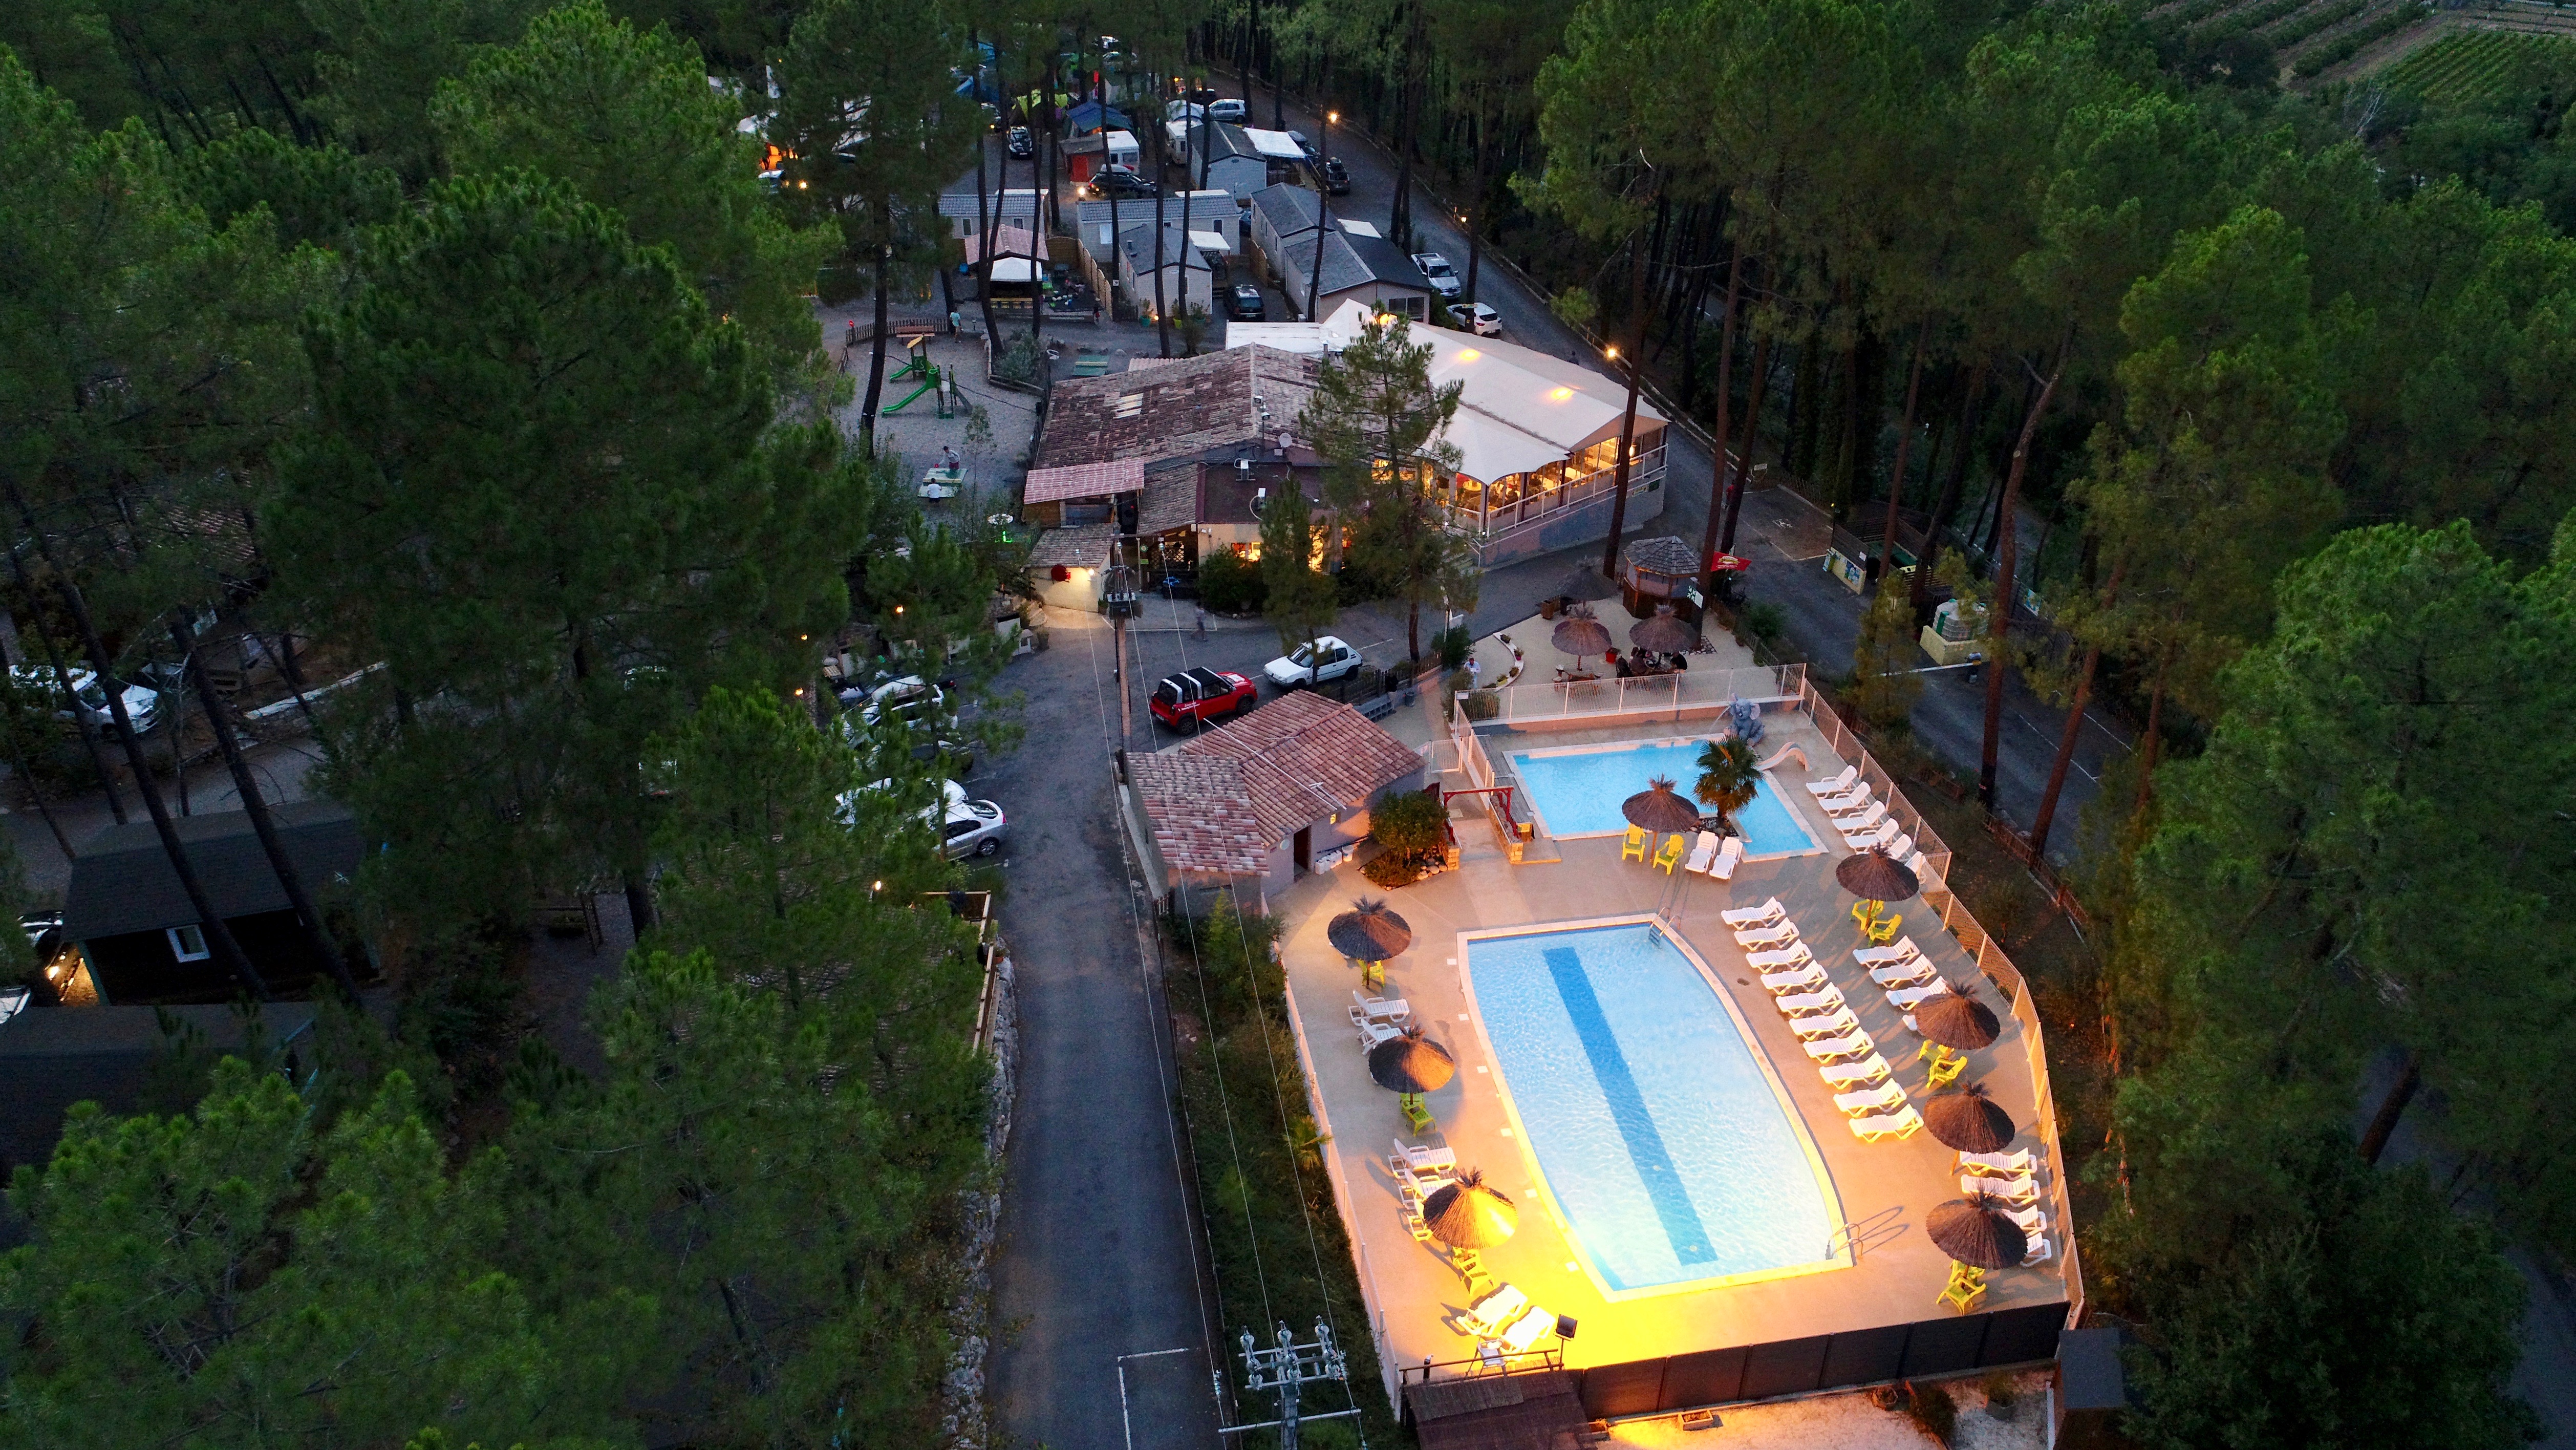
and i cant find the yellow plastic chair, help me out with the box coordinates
[1401,1095,1436,1135]
[1851,900,1879,930]
[1937,1262,1987,1313]
[1621,825,1649,862]
[1652,835,1687,874]
[1361,957,1386,991]
[1865,914,1903,947]
[1926,1053,1966,1091]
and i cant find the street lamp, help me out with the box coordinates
[1306,111,1338,322]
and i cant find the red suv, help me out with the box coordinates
[1150,667,1257,731]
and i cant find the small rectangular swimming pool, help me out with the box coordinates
[1507,737,1823,856]
[1464,921,1845,1294]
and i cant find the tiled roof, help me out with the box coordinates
[1129,692,1423,879]
[1129,752,1275,876]
[1023,458,1147,505]
[1185,692,1424,842]
[1035,346,1317,471]
[1025,523,1117,570]
[1138,465,1198,537]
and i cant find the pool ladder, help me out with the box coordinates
[1826,1205,1906,1264]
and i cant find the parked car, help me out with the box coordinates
[839,776,969,826]
[1207,98,1247,122]
[1151,667,1257,730]
[1289,130,1316,160]
[1411,252,1462,299]
[1085,165,1157,199]
[7,664,161,734]
[939,798,1008,858]
[1447,301,1502,336]
[1227,283,1265,321]
[1320,158,1350,195]
[846,674,946,727]
[1263,635,1364,690]
[1007,125,1033,159]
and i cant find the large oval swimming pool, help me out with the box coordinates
[1464,920,1844,1295]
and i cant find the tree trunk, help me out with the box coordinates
[1463,113,1485,306]
[10,495,265,998]
[1719,327,1774,556]
[2134,636,2172,816]
[1153,102,1171,355]
[860,237,891,447]
[8,553,125,823]
[2359,1052,2421,1165]
[2027,560,2124,860]
[1977,349,2067,809]
[1598,216,1651,579]
[1692,236,1746,627]
[973,30,1000,340]
[1787,336,1821,481]
[1877,318,1929,590]
[1916,361,1988,609]
[169,616,358,997]
[1029,116,1048,343]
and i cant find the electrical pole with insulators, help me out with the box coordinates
[1104,560,1142,745]
[1236,1320,1349,1450]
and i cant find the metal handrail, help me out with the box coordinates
[1398,1346,1565,1386]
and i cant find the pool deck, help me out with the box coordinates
[1269,701,2072,1394]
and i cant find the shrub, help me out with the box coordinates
[1743,600,1788,652]
[1462,691,1499,721]
[1197,548,1268,614]
[1361,851,1420,888]
[1371,791,1449,859]
[1432,624,1474,672]
[993,332,1043,384]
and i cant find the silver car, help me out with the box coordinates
[939,799,1008,859]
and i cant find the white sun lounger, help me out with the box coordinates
[1495,1304,1556,1356]
[1821,785,1874,816]
[1962,1174,2041,1206]
[1959,1149,2038,1179]
[1722,897,1787,929]
[1820,1053,1894,1090]
[1746,944,1813,971]
[1807,765,1859,797]
[1762,963,1829,993]
[1683,831,1720,875]
[1357,1018,1404,1049]
[1351,991,1410,1025]
[1707,836,1743,881]
[1854,937,1923,969]
[1834,801,1887,835]
[2021,1235,2055,1266]
[1735,921,1799,950]
[1843,818,1900,851]
[1883,833,1915,861]
[1392,1141,1457,1177]
[1849,1106,1925,1142]
[2005,1204,2047,1240]
[1802,1029,1874,1062]
[1455,1284,1530,1340]
[1887,984,1947,1011]
[1775,988,1845,1016]
[1791,1006,1862,1039]
[1870,958,1938,989]
[1905,848,1940,883]
[1835,1081,1908,1116]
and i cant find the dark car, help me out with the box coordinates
[1150,667,1257,731]
[1320,158,1350,196]
[1007,125,1033,159]
[1085,165,1157,199]
[1227,284,1265,321]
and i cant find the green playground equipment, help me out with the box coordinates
[885,360,942,414]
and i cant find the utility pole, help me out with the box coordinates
[1104,561,1141,746]
[1236,1321,1350,1450]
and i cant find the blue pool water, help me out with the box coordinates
[1467,923,1839,1291]
[1508,739,1822,855]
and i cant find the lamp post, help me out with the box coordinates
[1103,560,1142,744]
[1305,111,1337,322]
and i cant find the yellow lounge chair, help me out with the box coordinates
[1865,913,1903,947]
[1621,825,1649,862]
[1652,834,1686,873]
[1926,1053,1966,1090]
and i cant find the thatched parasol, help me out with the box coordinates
[1630,604,1696,654]
[1622,776,1705,835]
[1928,1192,2029,1270]
[1551,604,1614,661]
[1368,1026,1457,1095]
[1422,1168,1520,1247]
[1915,979,2002,1051]
[1836,846,1920,905]
[1328,898,1413,962]
[1924,1082,2017,1153]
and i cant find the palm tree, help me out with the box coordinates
[1694,735,1760,831]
